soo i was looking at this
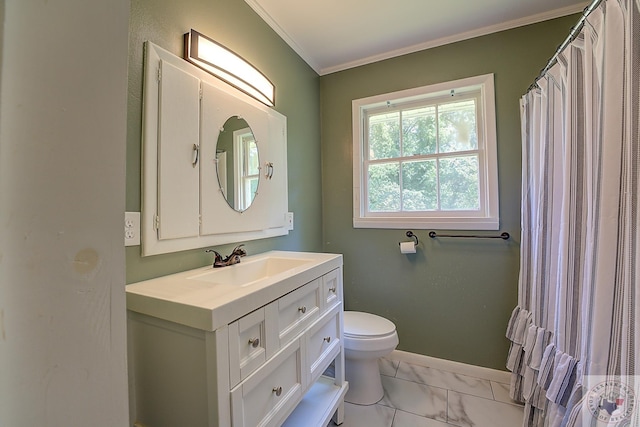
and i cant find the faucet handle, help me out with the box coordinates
[231,244,247,257]
[205,249,222,258]
[205,249,224,268]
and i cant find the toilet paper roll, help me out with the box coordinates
[400,241,416,254]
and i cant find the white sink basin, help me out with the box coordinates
[126,251,343,331]
[187,256,314,287]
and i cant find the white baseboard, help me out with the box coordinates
[387,350,512,384]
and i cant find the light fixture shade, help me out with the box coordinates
[184,29,275,107]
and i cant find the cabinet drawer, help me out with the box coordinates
[229,307,269,387]
[321,269,341,311]
[305,304,341,385]
[275,279,320,347]
[230,338,304,427]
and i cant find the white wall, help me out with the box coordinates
[0,0,130,425]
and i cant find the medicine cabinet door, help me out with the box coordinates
[200,81,270,235]
[156,59,201,240]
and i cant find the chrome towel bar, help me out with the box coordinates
[428,231,510,240]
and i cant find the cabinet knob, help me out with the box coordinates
[272,386,283,397]
[248,338,260,348]
[323,336,332,343]
[329,286,336,293]
[298,306,307,314]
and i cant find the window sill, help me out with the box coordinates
[353,217,499,230]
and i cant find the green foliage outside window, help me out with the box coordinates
[367,99,480,212]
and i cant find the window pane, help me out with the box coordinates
[249,177,258,196]
[368,112,400,160]
[439,155,480,210]
[402,160,437,210]
[438,100,477,153]
[239,177,259,210]
[246,140,259,175]
[403,106,436,156]
[368,163,400,211]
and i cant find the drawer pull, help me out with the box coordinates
[329,286,336,293]
[248,338,260,348]
[298,306,307,314]
[323,336,332,343]
[272,386,283,397]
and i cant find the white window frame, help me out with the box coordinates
[352,74,499,230]
[233,127,259,211]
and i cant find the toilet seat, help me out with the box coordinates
[343,311,399,353]
[344,311,396,338]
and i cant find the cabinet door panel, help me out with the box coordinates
[262,110,288,229]
[277,279,320,347]
[231,338,303,427]
[305,304,341,385]
[157,59,200,240]
[321,269,341,311]
[228,307,267,387]
[200,81,269,235]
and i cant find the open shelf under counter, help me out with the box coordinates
[282,376,349,427]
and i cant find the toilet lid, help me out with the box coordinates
[343,311,396,338]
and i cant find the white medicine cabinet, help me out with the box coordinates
[141,42,289,256]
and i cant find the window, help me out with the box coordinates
[233,127,259,211]
[352,74,499,230]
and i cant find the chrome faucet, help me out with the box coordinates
[206,244,247,268]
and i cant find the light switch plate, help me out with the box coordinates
[125,212,141,246]
[286,212,294,231]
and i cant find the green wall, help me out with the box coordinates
[126,0,323,283]
[319,16,578,370]
[126,1,578,370]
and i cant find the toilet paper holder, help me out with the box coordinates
[399,230,418,247]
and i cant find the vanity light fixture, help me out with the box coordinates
[184,29,275,107]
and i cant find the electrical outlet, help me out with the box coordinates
[286,212,294,231]
[125,212,141,246]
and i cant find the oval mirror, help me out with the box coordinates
[215,116,259,212]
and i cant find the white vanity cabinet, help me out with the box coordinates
[127,251,347,427]
[141,41,290,256]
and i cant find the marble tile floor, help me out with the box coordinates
[330,356,524,427]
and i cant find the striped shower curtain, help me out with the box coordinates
[506,0,639,426]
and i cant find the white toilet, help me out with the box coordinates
[343,311,399,405]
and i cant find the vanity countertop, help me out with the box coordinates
[126,250,342,331]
